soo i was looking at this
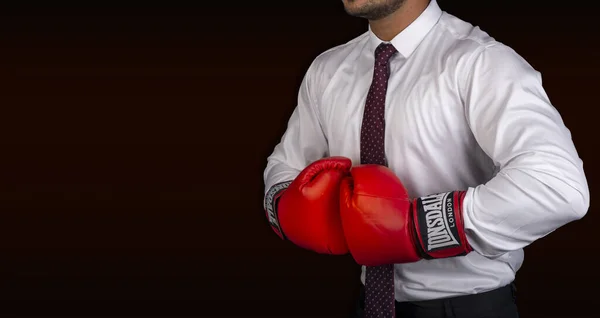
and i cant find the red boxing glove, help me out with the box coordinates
[340,164,472,266]
[264,157,352,255]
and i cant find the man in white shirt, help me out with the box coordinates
[262,0,590,317]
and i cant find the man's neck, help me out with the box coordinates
[369,0,430,42]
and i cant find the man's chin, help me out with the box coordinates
[342,0,371,13]
[344,9,388,21]
[343,0,406,21]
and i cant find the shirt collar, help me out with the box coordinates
[368,0,442,57]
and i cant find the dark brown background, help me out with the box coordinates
[0,1,597,317]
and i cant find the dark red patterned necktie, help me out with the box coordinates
[359,42,398,318]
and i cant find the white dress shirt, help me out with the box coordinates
[263,0,589,302]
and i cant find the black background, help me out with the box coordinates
[0,1,597,317]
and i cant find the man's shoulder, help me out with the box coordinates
[436,12,499,56]
[435,12,541,96]
[435,12,527,72]
[307,31,370,75]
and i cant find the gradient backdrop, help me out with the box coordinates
[1,1,597,317]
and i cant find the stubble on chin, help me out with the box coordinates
[344,0,406,21]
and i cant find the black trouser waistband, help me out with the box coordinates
[354,282,518,318]
[396,282,516,308]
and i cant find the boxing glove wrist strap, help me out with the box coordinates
[264,181,292,240]
[411,191,473,259]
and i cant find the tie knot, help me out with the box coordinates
[375,43,397,64]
